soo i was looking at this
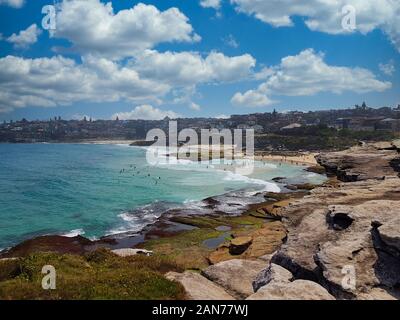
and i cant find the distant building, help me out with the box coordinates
[280,123,302,131]
[251,124,264,133]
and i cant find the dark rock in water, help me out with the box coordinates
[285,183,317,191]
[203,196,221,207]
[305,165,326,175]
[129,140,153,147]
[272,177,286,182]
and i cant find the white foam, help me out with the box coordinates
[62,229,85,237]
[222,170,280,193]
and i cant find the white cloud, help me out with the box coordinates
[232,49,391,107]
[53,0,200,59]
[231,90,275,107]
[379,60,396,76]
[253,66,274,80]
[0,0,24,8]
[0,55,169,113]
[112,105,181,120]
[223,34,239,48]
[230,0,400,52]
[6,24,41,49]
[200,0,221,10]
[0,49,256,113]
[133,50,256,86]
[189,102,201,111]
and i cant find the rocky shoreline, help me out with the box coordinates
[1,141,399,300]
[165,141,400,300]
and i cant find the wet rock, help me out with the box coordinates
[202,259,266,299]
[272,177,286,182]
[229,237,252,255]
[305,165,326,175]
[166,271,235,300]
[247,279,335,300]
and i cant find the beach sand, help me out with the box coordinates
[254,153,318,166]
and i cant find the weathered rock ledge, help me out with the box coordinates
[170,142,400,300]
[271,142,400,300]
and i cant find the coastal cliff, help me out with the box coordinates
[169,141,400,300]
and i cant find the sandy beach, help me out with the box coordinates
[255,152,318,166]
[78,139,138,145]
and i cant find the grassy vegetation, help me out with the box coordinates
[255,126,399,151]
[0,249,186,300]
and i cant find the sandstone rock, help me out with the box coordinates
[376,218,400,252]
[257,253,275,263]
[243,222,287,259]
[166,271,235,300]
[305,165,326,175]
[253,263,293,292]
[229,237,252,255]
[392,139,400,151]
[202,259,266,299]
[315,202,400,297]
[265,144,400,300]
[208,246,237,265]
[316,144,400,181]
[285,183,317,191]
[357,288,398,300]
[258,204,283,220]
[272,209,334,281]
[247,279,335,300]
[371,141,395,150]
[111,248,153,257]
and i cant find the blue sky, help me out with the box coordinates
[0,0,399,121]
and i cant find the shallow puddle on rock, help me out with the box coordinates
[215,225,232,232]
[202,232,231,249]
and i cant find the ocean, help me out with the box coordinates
[0,143,325,249]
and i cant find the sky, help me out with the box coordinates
[0,0,399,121]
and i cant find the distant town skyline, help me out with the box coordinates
[0,0,399,122]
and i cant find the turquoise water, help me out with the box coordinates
[0,143,325,249]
